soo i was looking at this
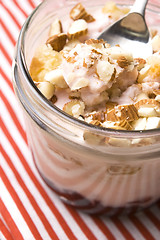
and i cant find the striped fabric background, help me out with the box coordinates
[0,0,160,239]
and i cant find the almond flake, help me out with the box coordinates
[96,60,115,83]
[48,19,62,37]
[68,19,88,39]
[107,104,139,122]
[46,33,67,52]
[135,99,160,110]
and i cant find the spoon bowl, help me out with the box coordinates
[98,0,152,58]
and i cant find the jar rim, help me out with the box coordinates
[15,0,160,138]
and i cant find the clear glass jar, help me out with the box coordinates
[12,0,160,215]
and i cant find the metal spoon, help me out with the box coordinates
[98,0,152,58]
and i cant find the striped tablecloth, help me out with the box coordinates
[1,0,160,239]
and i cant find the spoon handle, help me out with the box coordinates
[130,0,149,16]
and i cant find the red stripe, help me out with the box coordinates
[144,209,160,231]
[28,0,37,9]
[112,217,135,240]
[1,20,16,45]
[0,199,24,240]
[1,120,78,240]
[1,69,14,92]
[1,91,28,144]
[92,217,116,240]
[13,0,28,18]
[1,43,12,66]
[1,1,22,30]
[1,146,59,240]
[0,219,14,240]
[129,215,155,240]
[1,167,44,240]
[65,206,98,240]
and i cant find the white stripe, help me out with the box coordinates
[119,216,145,240]
[80,213,109,240]
[102,217,126,240]
[0,232,6,240]
[3,0,26,24]
[1,53,12,79]
[1,26,15,59]
[136,212,160,239]
[0,131,70,240]
[0,5,20,39]
[1,180,35,240]
[1,77,25,129]
[15,0,33,15]
[1,101,28,152]
[48,193,89,240]
[1,157,52,240]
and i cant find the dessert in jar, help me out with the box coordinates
[13,0,160,215]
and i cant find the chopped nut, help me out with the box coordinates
[132,118,147,130]
[48,18,62,37]
[145,117,160,129]
[96,60,115,83]
[70,3,95,22]
[138,107,158,117]
[117,56,130,68]
[44,68,68,88]
[153,89,160,96]
[46,33,67,51]
[63,100,85,118]
[37,82,55,99]
[107,104,139,122]
[68,19,88,39]
[134,58,146,71]
[63,39,80,51]
[51,95,57,104]
[152,35,160,52]
[70,77,89,90]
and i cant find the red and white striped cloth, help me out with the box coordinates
[1,0,160,239]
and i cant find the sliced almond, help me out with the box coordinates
[107,104,139,122]
[106,102,118,112]
[63,39,80,51]
[96,60,115,83]
[90,111,106,122]
[70,3,95,22]
[155,95,160,102]
[106,46,133,62]
[90,120,102,126]
[48,18,62,37]
[135,99,160,110]
[37,82,55,99]
[46,33,67,52]
[103,120,132,130]
[44,69,68,88]
[136,92,149,102]
[63,100,85,118]
[68,19,88,40]
[153,89,160,96]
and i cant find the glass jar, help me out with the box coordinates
[12,0,160,215]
